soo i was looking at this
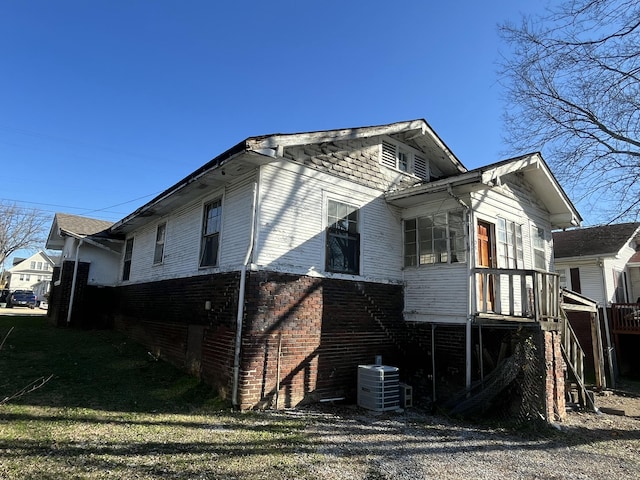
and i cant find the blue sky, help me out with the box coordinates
[1,1,554,265]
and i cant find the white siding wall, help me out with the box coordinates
[123,173,256,284]
[401,173,556,324]
[401,197,469,323]
[58,237,120,286]
[7,251,55,291]
[471,180,554,272]
[579,264,606,304]
[404,264,469,323]
[555,240,638,306]
[255,161,403,282]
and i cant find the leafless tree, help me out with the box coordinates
[499,0,640,222]
[0,202,48,269]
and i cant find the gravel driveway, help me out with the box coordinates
[286,390,640,479]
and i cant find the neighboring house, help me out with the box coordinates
[553,223,640,304]
[6,251,56,295]
[553,223,640,379]
[45,213,119,326]
[46,119,582,420]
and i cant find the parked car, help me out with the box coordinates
[39,300,48,310]
[6,290,37,308]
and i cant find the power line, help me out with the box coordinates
[0,191,162,221]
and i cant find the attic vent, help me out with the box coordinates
[380,139,430,180]
[414,154,428,180]
[381,141,397,169]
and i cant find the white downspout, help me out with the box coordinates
[448,186,473,390]
[67,239,84,325]
[598,258,616,387]
[232,182,258,408]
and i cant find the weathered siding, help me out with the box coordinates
[403,264,469,323]
[471,174,554,271]
[122,173,256,284]
[255,161,403,282]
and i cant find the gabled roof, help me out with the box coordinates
[110,119,467,234]
[553,222,640,259]
[7,250,56,273]
[46,213,114,250]
[385,152,582,229]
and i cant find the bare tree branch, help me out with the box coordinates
[499,0,640,222]
[0,328,53,406]
[0,202,48,268]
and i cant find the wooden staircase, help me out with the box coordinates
[559,290,600,412]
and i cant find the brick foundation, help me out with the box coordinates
[48,267,568,421]
[544,330,566,421]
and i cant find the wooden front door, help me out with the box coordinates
[477,221,495,311]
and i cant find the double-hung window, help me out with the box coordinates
[326,199,360,275]
[122,237,134,281]
[153,223,166,265]
[200,199,222,268]
[497,218,524,269]
[404,210,466,266]
[532,226,546,270]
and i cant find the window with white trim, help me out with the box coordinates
[36,261,42,270]
[200,199,222,268]
[153,222,166,265]
[497,218,524,268]
[381,140,429,180]
[532,226,546,270]
[404,210,466,266]
[122,237,134,281]
[326,199,360,274]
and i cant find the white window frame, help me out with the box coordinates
[532,225,547,270]
[496,218,524,269]
[122,237,134,281]
[325,197,361,275]
[199,197,223,268]
[404,210,467,267]
[380,138,429,180]
[153,222,167,265]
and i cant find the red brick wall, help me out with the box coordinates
[544,330,566,421]
[112,272,241,399]
[238,272,406,409]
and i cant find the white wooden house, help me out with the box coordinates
[46,119,583,420]
[6,251,56,295]
[553,223,640,379]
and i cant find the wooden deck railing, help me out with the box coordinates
[611,303,640,334]
[473,268,560,322]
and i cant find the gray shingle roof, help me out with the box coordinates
[55,213,114,237]
[553,222,640,259]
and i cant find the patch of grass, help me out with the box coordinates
[0,316,220,413]
[0,316,318,479]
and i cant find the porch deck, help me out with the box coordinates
[611,303,640,335]
[473,268,560,326]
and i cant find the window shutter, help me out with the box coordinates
[381,141,396,168]
[414,154,428,180]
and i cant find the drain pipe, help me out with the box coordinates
[66,238,84,325]
[447,186,474,390]
[232,182,258,408]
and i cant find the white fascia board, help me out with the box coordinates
[247,120,428,150]
[385,171,483,202]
